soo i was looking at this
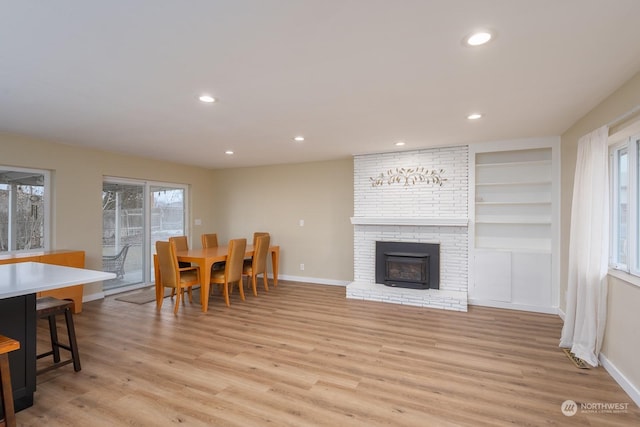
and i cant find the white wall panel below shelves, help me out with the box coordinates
[511,252,552,307]
[472,251,511,302]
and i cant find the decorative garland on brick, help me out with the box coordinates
[369,167,447,187]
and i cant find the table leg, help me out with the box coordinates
[271,247,279,287]
[153,255,163,309]
[197,260,212,312]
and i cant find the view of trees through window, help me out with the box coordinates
[102,182,145,290]
[0,169,46,252]
[102,185,144,246]
[610,135,640,276]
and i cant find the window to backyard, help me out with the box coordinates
[0,166,50,253]
[610,134,640,277]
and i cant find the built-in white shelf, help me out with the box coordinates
[475,218,551,224]
[474,146,552,250]
[350,217,468,227]
[475,201,551,206]
[474,247,552,254]
[475,159,552,168]
[475,180,552,187]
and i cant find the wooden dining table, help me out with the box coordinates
[170,244,280,312]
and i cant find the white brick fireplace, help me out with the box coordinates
[347,145,469,311]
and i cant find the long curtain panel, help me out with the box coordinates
[560,125,609,367]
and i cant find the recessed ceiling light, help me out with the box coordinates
[224,150,234,155]
[465,31,493,46]
[395,141,406,147]
[294,136,305,142]
[199,95,216,103]
[467,113,483,120]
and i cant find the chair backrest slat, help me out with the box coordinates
[252,235,270,274]
[252,232,269,247]
[170,236,189,252]
[201,233,218,248]
[225,238,246,283]
[170,236,192,268]
[156,240,179,287]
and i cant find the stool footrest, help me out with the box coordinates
[37,341,72,359]
[36,359,74,375]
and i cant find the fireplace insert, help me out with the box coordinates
[375,241,440,289]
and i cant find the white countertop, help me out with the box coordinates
[0,262,116,299]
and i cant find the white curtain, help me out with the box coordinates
[560,125,610,367]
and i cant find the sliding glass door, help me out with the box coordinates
[149,185,186,281]
[102,178,187,293]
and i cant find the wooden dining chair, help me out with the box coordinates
[243,234,271,296]
[168,236,192,299]
[155,240,200,314]
[210,238,246,307]
[201,233,225,271]
[201,233,218,248]
[252,232,269,247]
[169,236,191,268]
[246,232,269,265]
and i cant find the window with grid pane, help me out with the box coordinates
[610,134,640,277]
[0,166,50,252]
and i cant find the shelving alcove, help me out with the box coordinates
[468,137,560,314]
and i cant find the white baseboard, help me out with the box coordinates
[84,282,150,303]
[599,353,640,408]
[274,274,349,287]
[83,291,105,303]
[557,307,566,321]
[468,298,558,315]
[104,282,151,296]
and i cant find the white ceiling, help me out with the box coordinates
[2,1,640,169]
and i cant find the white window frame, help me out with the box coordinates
[630,135,639,277]
[609,134,640,278]
[0,165,51,253]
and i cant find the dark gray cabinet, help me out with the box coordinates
[0,294,36,417]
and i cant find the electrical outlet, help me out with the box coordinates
[300,263,305,271]
[299,219,304,227]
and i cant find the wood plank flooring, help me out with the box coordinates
[19,281,639,426]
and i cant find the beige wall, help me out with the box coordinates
[210,159,354,283]
[1,132,215,296]
[560,70,640,393]
[1,133,354,294]
[604,276,640,385]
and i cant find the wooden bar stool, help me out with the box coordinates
[0,335,20,427]
[36,297,81,375]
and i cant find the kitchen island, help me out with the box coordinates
[0,262,114,416]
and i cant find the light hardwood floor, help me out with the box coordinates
[19,281,639,426]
